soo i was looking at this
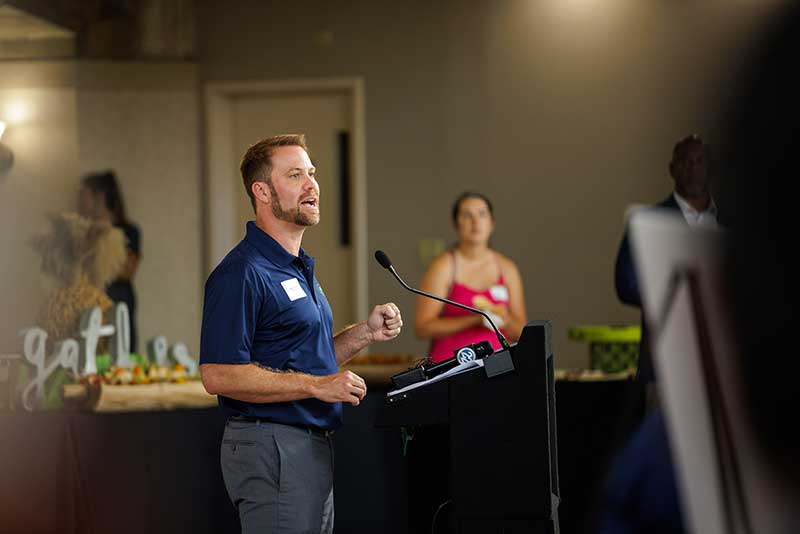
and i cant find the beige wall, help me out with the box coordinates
[198,0,449,359]
[75,62,203,357]
[197,0,780,367]
[443,1,775,366]
[0,2,782,367]
[0,61,203,360]
[0,62,80,354]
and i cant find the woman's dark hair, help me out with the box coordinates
[451,191,494,225]
[82,170,129,226]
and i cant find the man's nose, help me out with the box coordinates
[303,174,317,190]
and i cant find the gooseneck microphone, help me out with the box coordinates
[374,250,511,351]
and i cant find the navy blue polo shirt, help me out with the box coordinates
[200,221,340,429]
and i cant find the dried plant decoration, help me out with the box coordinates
[31,212,126,344]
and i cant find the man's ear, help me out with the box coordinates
[252,181,271,205]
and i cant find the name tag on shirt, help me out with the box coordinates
[281,278,307,301]
[490,285,509,302]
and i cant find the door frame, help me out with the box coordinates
[204,77,368,322]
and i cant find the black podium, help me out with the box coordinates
[376,321,560,533]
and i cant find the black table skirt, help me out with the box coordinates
[0,380,641,534]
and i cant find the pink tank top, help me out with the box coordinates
[428,253,510,362]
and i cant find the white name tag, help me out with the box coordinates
[489,285,509,302]
[281,278,307,301]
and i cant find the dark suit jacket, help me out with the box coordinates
[614,194,681,383]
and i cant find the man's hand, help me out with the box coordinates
[332,304,403,365]
[312,370,367,406]
[366,302,403,342]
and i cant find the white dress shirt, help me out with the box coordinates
[673,192,718,228]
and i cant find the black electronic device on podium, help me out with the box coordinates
[376,321,560,534]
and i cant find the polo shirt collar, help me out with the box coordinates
[245,221,312,268]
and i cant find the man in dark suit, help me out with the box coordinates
[614,134,718,385]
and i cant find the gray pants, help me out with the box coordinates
[220,418,335,534]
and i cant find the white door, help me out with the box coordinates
[231,92,354,330]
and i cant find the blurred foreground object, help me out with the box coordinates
[631,210,799,534]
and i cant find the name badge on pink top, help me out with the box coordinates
[490,285,509,302]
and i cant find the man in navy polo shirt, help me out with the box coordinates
[200,134,403,534]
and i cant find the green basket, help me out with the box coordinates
[568,325,641,373]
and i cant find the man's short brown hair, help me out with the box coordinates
[240,134,309,212]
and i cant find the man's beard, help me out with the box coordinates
[266,180,319,226]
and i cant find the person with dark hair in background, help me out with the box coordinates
[614,134,719,386]
[78,170,142,352]
[415,191,527,362]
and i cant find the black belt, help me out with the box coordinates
[229,416,335,437]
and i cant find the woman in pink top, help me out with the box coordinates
[415,192,528,362]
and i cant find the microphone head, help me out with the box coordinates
[374,250,392,269]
